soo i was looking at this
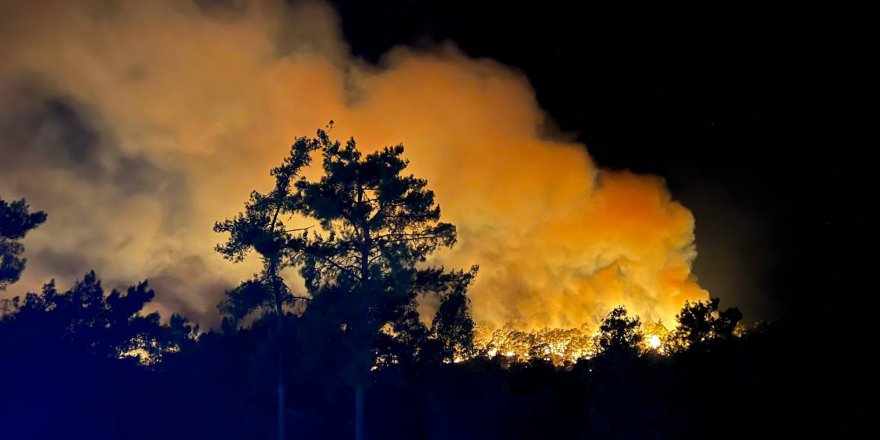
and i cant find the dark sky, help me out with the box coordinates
[331,0,866,322]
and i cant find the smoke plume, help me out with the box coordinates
[0,0,707,328]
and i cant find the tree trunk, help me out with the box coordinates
[354,183,368,440]
[270,258,286,440]
[278,351,286,440]
[355,384,365,440]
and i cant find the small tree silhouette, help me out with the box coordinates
[0,271,195,363]
[0,197,47,290]
[423,267,478,362]
[667,297,743,353]
[594,305,642,357]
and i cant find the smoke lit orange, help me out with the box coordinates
[0,0,707,330]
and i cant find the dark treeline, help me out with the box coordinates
[0,127,857,439]
[0,274,838,439]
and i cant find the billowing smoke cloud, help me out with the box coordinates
[0,0,707,329]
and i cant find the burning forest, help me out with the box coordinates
[0,0,864,439]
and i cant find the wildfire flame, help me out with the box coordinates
[465,320,673,365]
[472,324,595,364]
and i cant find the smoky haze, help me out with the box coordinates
[1,0,710,329]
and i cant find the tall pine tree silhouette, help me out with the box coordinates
[214,134,319,440]
[295,127,462,440]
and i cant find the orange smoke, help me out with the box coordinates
[0,0,707,328]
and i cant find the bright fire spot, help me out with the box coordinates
[472,324,597,365]
[465,321,674,365]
